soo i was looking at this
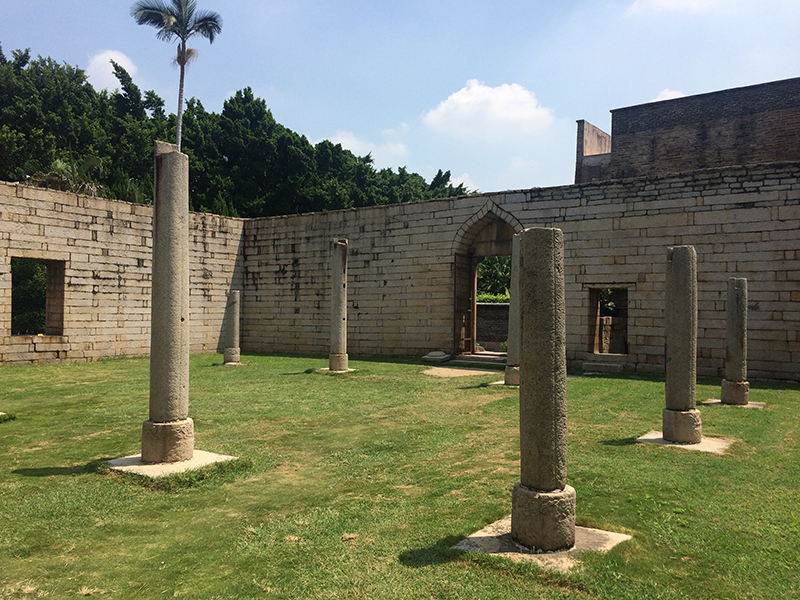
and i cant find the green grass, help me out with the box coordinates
[1,355,799,599]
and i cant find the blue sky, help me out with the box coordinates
[2,0,798,192]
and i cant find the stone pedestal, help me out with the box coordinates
[721,278,749,405]
[511,483,576,552]
[663,245,701,444]
[511,227,575,552]
[504,233,521,386]
[329,240,348,372]
[223,290,241,365]
[143,141,194,463]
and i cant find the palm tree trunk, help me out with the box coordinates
[176,42,186,151]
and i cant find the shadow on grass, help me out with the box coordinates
[12,458,112,477]
[398,535,466,568]
[600,437,639,447]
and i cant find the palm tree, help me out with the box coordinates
[130,0,222,150]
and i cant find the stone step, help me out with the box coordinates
[581,362,624,373]
[450,353,507,370]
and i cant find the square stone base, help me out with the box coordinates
[454,515,630,572]
[107,449,237,478]
[636,430,733,455]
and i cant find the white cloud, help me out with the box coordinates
[450,172,477,192]
[652,88,686,101]
[329,130,410,166]
[422,80,554,143]
[628,0,721,14]
[86,50,137,91]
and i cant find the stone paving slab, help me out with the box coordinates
[423,366,500,378]
[636,430,733,455]
[453,515,631,572]
[701,399,765,409]
[107,450,237,478]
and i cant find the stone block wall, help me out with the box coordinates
[0,182,244,363]
[1,161,799,381]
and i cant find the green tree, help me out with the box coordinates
[130,0,222,150]
[477,256,511,296]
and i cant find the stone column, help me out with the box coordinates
[504,233,520,386]
[223,290,241,365]
[142,141,193,463]
[663,245,702,443]
[511,227,576,552]
[329,239,348,372]
[721,278,749,405]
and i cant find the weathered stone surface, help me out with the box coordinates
[664,245,697,413]
[149,142,190,424]
[223,348,240,364]
[145,142,194,462]
[141,418,194,463]
[223,290,241,365]
[661,408,702,444]
[504,233,521,387]
[503,366,520,386]
[512,227,574,553]
[511,483,576,552]
[721,277,748,405]
[721,379,749,405]
[329,239,348,372]
[518,228,568,491]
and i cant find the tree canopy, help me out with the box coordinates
[0,42,471,217]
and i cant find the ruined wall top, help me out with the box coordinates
[575,77,800,183]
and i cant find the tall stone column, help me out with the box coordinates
[329,239,348,372]
[511,227,576,552]
[223,290,241,365]
[504,233,520,386]
[663,245,702,443]
[721,277,749,405]
[142,141,193,463]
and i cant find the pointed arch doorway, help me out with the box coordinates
[452,203,522,355]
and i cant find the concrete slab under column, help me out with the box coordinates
[107,449,237,478]
[701,399,765,409]
[422,366,498,378]
[636,430,733,455]
[453,515,630,572]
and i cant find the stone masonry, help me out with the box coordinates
[1,159,799,381]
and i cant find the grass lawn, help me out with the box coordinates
[1,354,799,599]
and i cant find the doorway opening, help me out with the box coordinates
[452,207,520,355]
[588,287,628,354]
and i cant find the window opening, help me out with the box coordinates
[11,257,65,336]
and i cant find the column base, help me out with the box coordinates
[721,379,749,405]
[223,347,240,365]
[329,353,348,372]
[662,408,702,443]
[511,483,576,552]
[142,418,194,463]
[504,366,520,386]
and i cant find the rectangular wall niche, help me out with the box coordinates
[589,287,628,354]
[11,257,65,336]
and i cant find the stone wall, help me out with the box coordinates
[1,161,799,381]
[0,182,244,363]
